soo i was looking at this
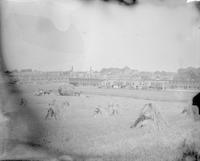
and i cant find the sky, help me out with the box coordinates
[1,0,200,72]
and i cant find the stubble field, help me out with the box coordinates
[16,83,200,161]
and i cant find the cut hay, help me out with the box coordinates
[131,103,168,130]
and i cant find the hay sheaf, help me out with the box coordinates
[93,103,119,117]
[131,103,168,131]
[181,101,200,121]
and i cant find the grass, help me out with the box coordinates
[6,83,200,161]
[176,129,200,161]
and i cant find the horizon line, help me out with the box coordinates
[8,65,200,73]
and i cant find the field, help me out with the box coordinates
[8,83,200,160]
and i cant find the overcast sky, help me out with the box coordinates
[1,0,200,72]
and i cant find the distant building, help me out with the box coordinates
[69,78,104,86]
[100,79,169,90]
[167,80,200,90]
[11,70,200,91]
[13,71,70,84]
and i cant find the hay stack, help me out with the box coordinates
[58,84,81,96]
[131,103,168,130]
[58,84,75,96]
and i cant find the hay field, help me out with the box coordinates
[16,84,200,160]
